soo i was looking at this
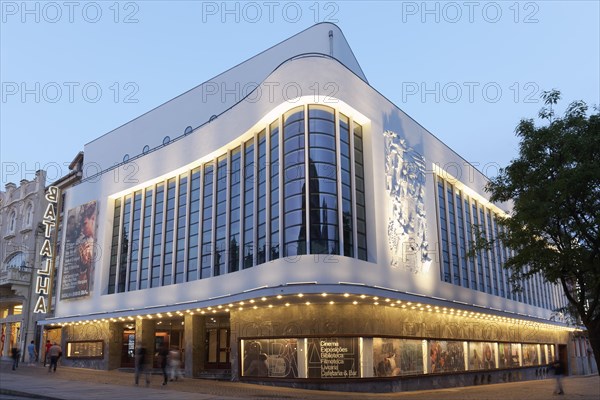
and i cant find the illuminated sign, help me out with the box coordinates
[34,186,59,313]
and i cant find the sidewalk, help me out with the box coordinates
[1,361,598,400]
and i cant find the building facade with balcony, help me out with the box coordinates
[39,24,592,390]
[0,170,49,361]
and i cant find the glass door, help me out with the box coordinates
[206,327,230,368]
[121,329,135,367]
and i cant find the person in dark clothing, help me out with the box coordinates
[157,345,169,385]
[552,360,565,395]
[11,347,20,370]
[134,346,150,386]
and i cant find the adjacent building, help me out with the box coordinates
[1,170,48,360]
[38,23,595,390]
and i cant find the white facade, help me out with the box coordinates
[42,23,578,387]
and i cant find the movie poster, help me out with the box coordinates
[468,342,496,370]
[522,343,539,366]
[60,201,97,299]
[373,338,424,376]
[499,343,520,368]
[429,340,465,373]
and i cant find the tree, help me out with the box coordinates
[485,90,600,372]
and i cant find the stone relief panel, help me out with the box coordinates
[384,130,431,274]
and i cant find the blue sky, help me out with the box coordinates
[1,1,599,187]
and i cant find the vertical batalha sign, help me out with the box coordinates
[34,186,60,314]
[60,201,97,299]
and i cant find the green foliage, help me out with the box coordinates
[486,90,600,329]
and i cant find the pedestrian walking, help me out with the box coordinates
[43,340,52,367]
[48,342,62,373]
[551,359,565,395]
[27,340,37,365]
[157,344,169,385]
[168,347,184,381]
[11,346,20,370]
[134,346,150,386]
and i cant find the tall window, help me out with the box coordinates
[117,195,131,293]
[108,104,371,293]
[174,174,188,283]
[150,183,165,288]
[269,120,280,261]
[214,156,227,276]
[187,168,201,280]
[243,139,255,268]
[339,114,353,257]
[162,178,176,285]
[308,105,339,254]
[200,163,214,279]
[283,107,306,257]
[139,188,153,289]
[447,185,460,285]
[24,203,33,227]
[354,122,367,260]
[108,199,121,294]
[438,179,451,283]
[229,149,241,273]
[8,211,17,233]
[456,191,468,288]
[256,130,268,264]
[128,190,142,290]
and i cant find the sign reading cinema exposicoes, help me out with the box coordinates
[34,185,59,314]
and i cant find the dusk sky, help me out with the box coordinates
[1,1,598,187]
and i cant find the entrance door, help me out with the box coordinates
[206,327,230,368]
[121,330,136,368]
[558,344,569,375]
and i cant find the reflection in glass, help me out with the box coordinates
[256,130,267,264]
[354,122,367,260]
[108,199,121,294]
[308,105,339,254]
[243,139,255,268]
[214,156,227,276]
[283,107,306,256]
[269,120,280,261]
[118,195,131,292]
[340,114,353,257]
[229,149,241,273]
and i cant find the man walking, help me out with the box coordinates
[48,342,62,373]
[27,340,37,366]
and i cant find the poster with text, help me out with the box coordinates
[60,201,97,299]
[307,338,360,378]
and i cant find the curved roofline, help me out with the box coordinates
[78,53,494,188]
[85,22,365,148]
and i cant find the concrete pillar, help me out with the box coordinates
[184,314,205,377]
[107,322,123,369]
[135,318,155,366]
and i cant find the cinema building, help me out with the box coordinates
[40,23,595,391]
